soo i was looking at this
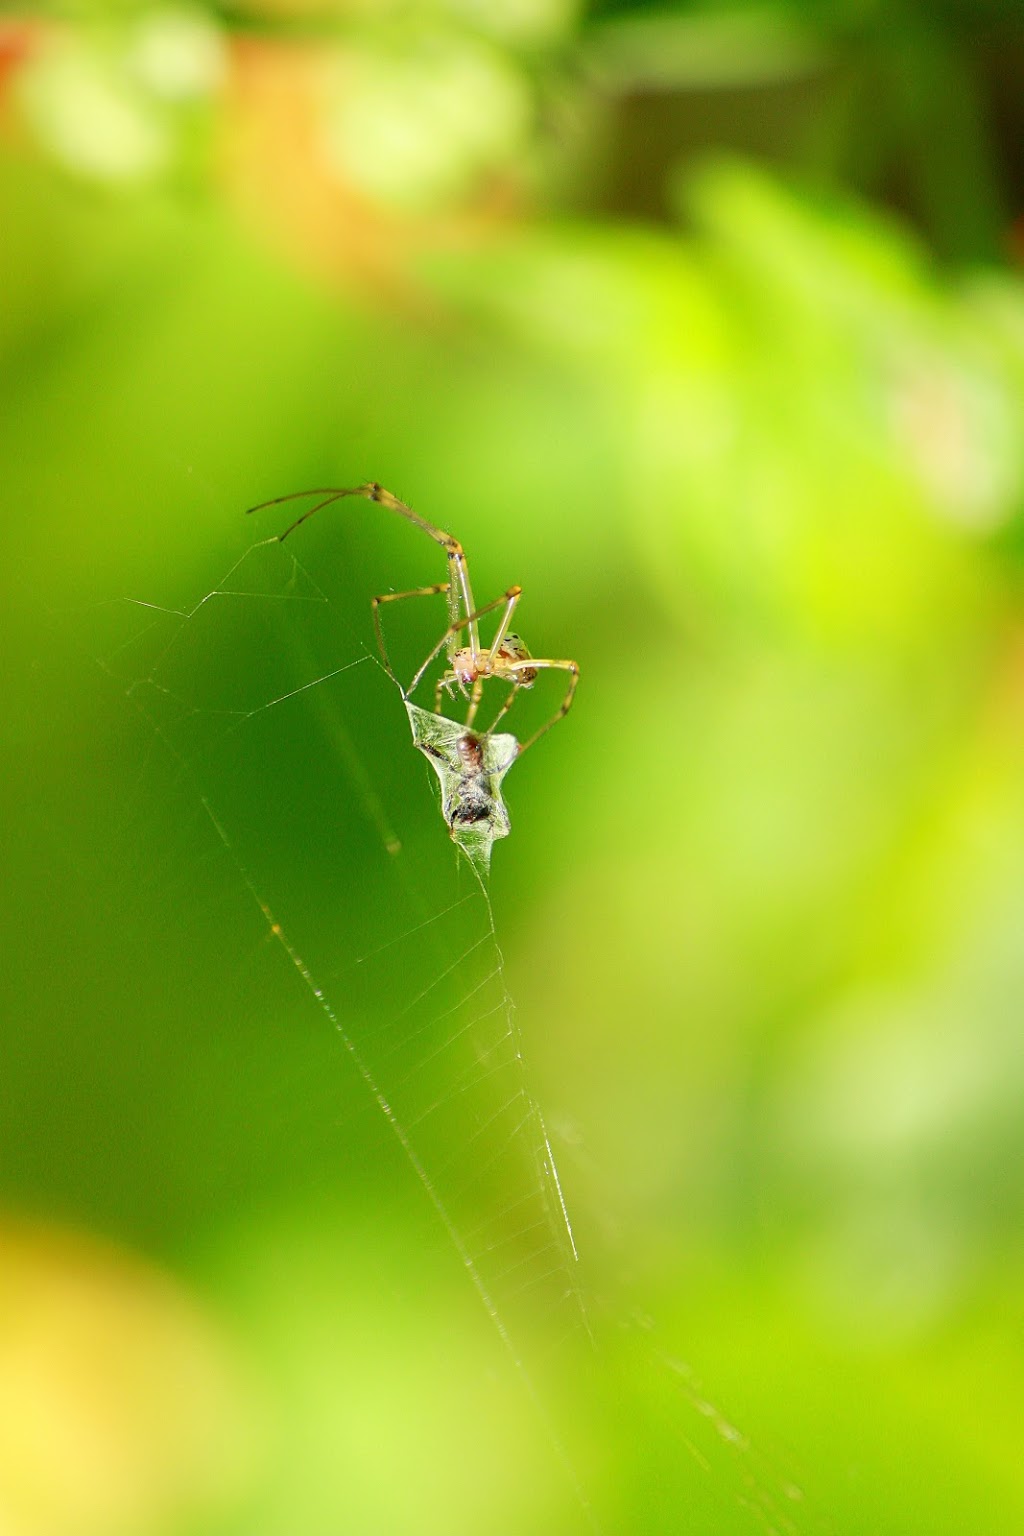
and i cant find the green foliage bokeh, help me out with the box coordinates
[2,5,1024,1534]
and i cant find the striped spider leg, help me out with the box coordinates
[247,482,579,752]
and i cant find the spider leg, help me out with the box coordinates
[487,585,521,657]
[246,486,357,540]
[485,683,521,735]
[465,676,485,730]
[506,658,580,751]
[370,583,448,682]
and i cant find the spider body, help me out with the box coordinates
[247,482,577,751]
[448,631,538,695]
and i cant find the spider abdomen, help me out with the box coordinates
[495,634,538,687]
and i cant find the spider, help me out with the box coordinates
[247,482,579,751]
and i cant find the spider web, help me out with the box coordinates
[81,514,829,1536]
[96,522,601,1506]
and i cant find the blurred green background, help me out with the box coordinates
[3,2,1024,1533]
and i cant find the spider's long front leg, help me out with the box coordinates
[250,480,481,662]
[508,657,580,751]
[365,485,481,663]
